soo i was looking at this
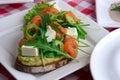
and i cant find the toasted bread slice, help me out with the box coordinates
[15,57,71,73]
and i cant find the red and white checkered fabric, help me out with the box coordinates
[0,0,96,19]
[64,0,96,20]
[0,3,34,18]
[0,0,96,80]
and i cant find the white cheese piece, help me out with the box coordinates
[21,45,39,56]
[45,25,56,42]
[66,27,78,39]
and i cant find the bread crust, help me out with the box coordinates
[14,58,71,73]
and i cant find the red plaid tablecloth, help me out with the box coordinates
[0,0,117,80]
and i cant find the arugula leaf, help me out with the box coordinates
[39,14,50,28]
[44,52,62,58]
[18,48,22,55]
[50,22,62,34]
[24,2,54,24]
[23,37,73,59]
[59,21,89,39]
[40,49,45,66]
[50,11,65,23]
[44,52,56,58]
[55,36,64,42]
[75,23,87,39]
[57,14,89,39]
[37,13,50,39]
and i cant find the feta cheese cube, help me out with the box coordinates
[21,45,39,56]
[45,25,56,42]
[66,27,78,39]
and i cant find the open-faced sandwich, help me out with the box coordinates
[14,1,89,73]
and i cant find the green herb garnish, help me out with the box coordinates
[24,1,55,24]
[23,37,73,59]
[20,1,91,66]
[111,6,120,11]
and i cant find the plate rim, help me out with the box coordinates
[0,0,34,4]
[90,28,120,80]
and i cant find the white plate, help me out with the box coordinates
[90,28,120,80]
[0,0,33,4]
[96,0,120,27]
[0,0,109,80]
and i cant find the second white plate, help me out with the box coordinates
[90,28,120,80]
[96,0,120,27]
